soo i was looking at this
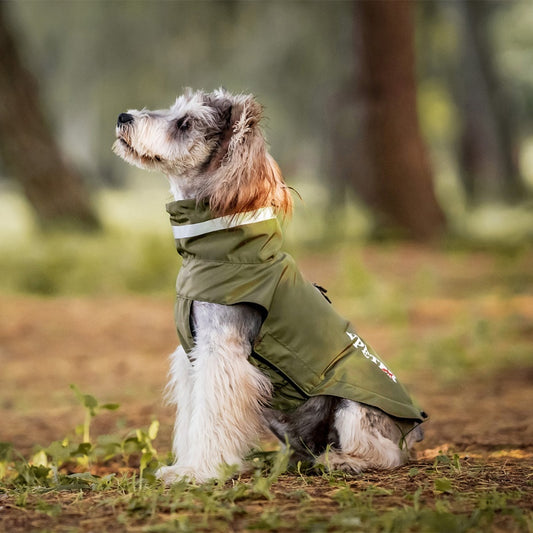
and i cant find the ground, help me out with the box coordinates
[0,244,532,531]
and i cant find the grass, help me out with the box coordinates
[0,185,178,296]
[1,410,531,532]
[1,389,530,533]
[1,184,532,296]
[0,229,178,295]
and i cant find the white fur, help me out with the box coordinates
[159,304,271,484]
[318,402,407,473]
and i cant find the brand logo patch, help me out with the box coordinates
[346,332,398,383]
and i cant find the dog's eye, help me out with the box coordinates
[176,116,191,132]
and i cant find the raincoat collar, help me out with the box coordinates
[166,199,283,264]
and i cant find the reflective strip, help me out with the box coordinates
[171,207,276,239]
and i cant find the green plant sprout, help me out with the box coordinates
[70,384,120,445]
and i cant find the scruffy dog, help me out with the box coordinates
[113,88,426,484]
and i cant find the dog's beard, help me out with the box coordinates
[112,136,164,171]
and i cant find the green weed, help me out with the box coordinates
[1,395,531,532]
[70,384,120,445]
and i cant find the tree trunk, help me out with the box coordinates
[0,5,99,230]
[353,0,445,241]
[457,0,524,204]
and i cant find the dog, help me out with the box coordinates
[113,88,426,484]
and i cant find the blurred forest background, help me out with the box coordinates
[1,8,533,526]
[1,0,533,293]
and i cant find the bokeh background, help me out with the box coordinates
[1,0,532,451]
[1,4,532,529]
[1,0,533,262]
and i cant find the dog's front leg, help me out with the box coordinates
[159,302,271,484]
[156,345,194,484]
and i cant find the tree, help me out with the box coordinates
[0,5,99,230]
[456,0,525,203]
[351,0,446,240]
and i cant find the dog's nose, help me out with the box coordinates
[117,113,134,126]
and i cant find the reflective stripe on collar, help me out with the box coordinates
[171,207,276,239]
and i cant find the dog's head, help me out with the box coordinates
[113,88,292,217]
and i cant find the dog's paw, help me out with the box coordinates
[156,465,214,485]
[315,451,367,474]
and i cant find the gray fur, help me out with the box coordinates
[264,396,341,462]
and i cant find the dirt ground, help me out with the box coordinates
[1,292,532,457]
[0,245,532,530]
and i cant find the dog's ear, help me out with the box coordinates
[202,98,235,173]
[203,93,292,218]
[203,92,262,170]
[227,96,262,145]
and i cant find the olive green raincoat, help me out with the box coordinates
[167,199,426,423]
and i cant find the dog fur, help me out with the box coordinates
[113,88,423,484]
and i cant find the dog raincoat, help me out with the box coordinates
[167,199,426,423]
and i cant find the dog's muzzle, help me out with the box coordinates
[117,113,134,127]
